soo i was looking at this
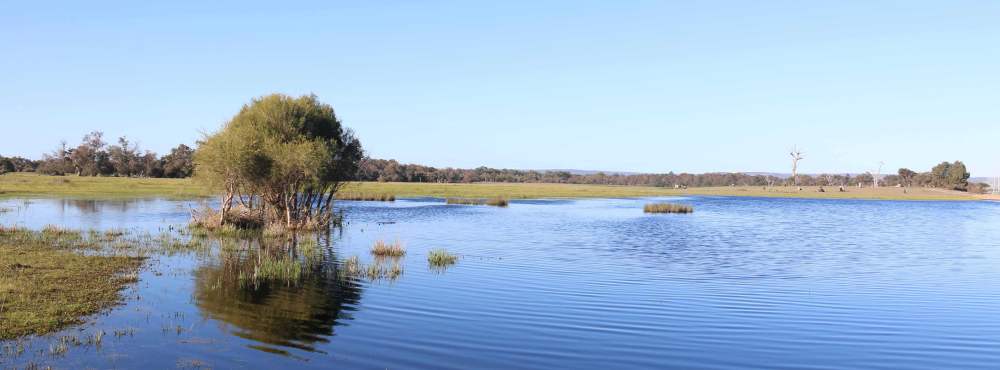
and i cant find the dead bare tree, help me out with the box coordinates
[873,161,884,188]
[789,147,804,186]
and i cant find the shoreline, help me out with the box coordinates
[1,173,985,201]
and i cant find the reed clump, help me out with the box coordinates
[446,196,509,207]
[427,249,458,267]
[446,197,485,205]
[340,255,403,282]
[245,256,302,285]
[336,192,396,202]
[643,203,694,214]
[486,197,509,207]
[370,240,406,257]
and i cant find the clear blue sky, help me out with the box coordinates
[2,1,998,176]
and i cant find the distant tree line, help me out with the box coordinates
[0,138,983,193]
[0,131,194,178]
[358,158,981,192]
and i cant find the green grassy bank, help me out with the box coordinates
[0,172,982,201]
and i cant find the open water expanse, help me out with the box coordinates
[2,196,1000,369]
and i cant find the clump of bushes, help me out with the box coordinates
[446,196,509,207]
[336,192,396,201]
[643,203,693,214]
[427,249,458,267]
[370,240,406,257]
[194,94,363,231]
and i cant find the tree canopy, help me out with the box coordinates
[194,93,363,229]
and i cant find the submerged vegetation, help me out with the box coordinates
[0,226,144,340]
[644,203,694,214]
[446,196,509,207]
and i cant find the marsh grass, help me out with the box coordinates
[343,255,362,276]
[446,197,486,205]
[0,225,232,340]
[246,256,302,285]
[0,227,145,340]
[41,224,83,239]
[190,224,264,239]
[446,196,509,207]
[336,192,396,201]
[486,197,509,207]
[644,203,694,214]
[427,249,458,267]
[341,255,403,282]
[190,205,265,231]
[371,240,406,257]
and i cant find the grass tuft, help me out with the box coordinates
[446,196,509,207]
[370,240,406,257]
[643,203,694,214]
[427,249,458,267]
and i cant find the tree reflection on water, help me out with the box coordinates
[193,236,363,355]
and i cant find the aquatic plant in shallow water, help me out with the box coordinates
[427,249,458,267]
[336,192,396,201]
[371,240,406,257]
[643,203,693,214]
[0,226,145,340]
[446,196,509,207]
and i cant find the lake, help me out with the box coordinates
[2,196,1000,369]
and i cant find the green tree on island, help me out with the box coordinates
[194,93,363,230]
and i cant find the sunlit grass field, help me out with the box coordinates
[0,172,211,199]
[0,172,982,201]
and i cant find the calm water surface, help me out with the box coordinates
[2,196,1000,369]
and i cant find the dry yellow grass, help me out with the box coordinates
[370,240,406,257]
[644,203,694,214]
